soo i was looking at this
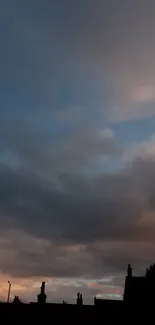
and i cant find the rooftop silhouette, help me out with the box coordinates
[124,263,155,303]
[1,264,155,323]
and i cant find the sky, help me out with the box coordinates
[1,0,155,304]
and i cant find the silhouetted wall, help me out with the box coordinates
[0,301,154,324]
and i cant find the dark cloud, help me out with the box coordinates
[0,124,155,282]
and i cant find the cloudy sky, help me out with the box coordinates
[1,0,155,303]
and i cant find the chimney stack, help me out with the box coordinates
[37,282,47,303]
[77,292,83,305]
[127,264,132,277]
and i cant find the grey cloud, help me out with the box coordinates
[0,124,154,249]
[0,120,122,176]
[0,164,140,245]
[0,141,154,246]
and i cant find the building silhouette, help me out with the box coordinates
[1,264,155,323]
[124,263,155,303]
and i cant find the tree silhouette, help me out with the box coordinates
[145,263,155,279]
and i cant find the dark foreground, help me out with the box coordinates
[0,301,154,324]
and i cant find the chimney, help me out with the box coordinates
[77,292,83,305]
[127,264,132,277]
[37,282,47,303]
